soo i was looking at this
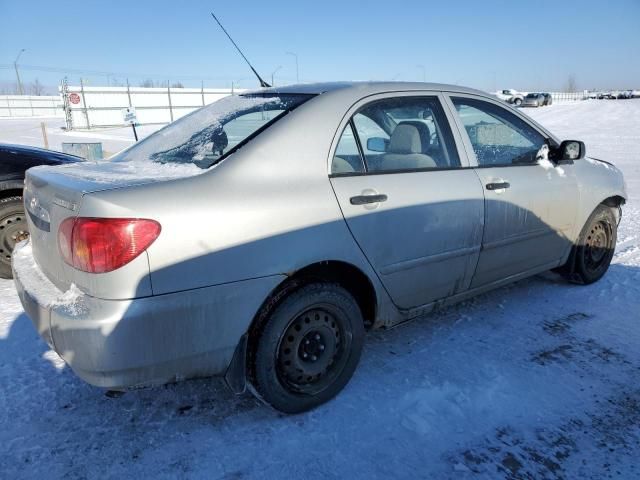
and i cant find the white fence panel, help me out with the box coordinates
[62,85,243,129]
[0,95,62,117]
[549,91,587,102]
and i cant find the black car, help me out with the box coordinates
[0,144,82,279]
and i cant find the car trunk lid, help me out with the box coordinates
[24,161,200,293]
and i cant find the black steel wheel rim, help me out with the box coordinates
[583,220,611,274]
[276,306,349,395]
[0,211,28,267]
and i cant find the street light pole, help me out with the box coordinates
[271,65,282,86]
[417,64,426,83]
[14,49,26,95]
[286,51,299,83]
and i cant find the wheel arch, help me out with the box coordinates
[252,260,378,335]
[225,260,379,394]
[601,194,626,208]
[0,185,24,201]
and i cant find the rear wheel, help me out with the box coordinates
[0,196,28,279]
[249,283,364,413]
[513,97,523,106]
[558,205,617,284]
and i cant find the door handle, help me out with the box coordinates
[486,182,510,190]
[350,194,388,205]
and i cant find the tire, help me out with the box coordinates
[513,98,523,106]
[0,196,28,279]
[249,282,365,413]
[558,205,617,284]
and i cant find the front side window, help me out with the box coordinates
[333,96,459,174]
[451,97,546,167]
[114,93,312,169]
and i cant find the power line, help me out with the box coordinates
[0,63,233,81]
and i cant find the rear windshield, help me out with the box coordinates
[112,93,312,169]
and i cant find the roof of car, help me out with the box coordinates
[0,143,83,163]
[251,81,490,97]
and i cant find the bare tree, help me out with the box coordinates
[139,79,156,88]
[29,78,46,96]
[170,81,184,88]
[566,74,577,92]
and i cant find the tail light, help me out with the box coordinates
[58,217,161,273]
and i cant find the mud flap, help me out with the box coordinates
[224,334,248,394]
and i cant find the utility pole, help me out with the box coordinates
[286,51,299,83]
[14,49,26,95]
[271,65,282,86]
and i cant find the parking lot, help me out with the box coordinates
[1,100,639,479]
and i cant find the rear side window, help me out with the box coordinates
[332,96,460,174]
[451,97,546,167]
[332,122,365,174]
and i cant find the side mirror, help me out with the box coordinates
[557,140,586,161]
[367,137,389,153]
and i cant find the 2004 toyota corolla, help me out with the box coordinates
[13,82,626,413]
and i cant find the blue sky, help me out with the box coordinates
[1,0,639,92]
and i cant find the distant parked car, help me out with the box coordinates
[496,89,525,106]
[13,82,627,413]
[522,93,546,107]
[609,91,625,99]
[540,92,553,105]
[0,144,82,278]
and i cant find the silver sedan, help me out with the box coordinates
[13,82,626,413]
[522,93,546,107]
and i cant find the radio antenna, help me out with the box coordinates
[210,12,271,88]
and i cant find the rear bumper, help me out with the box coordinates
[12,240,285,389]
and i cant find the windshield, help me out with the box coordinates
[112,93,312,169]
[526,93,538,98]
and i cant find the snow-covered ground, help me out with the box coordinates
[0,116,161,158]
[1,100,639,479]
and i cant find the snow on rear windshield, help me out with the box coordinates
[113,93,311,169]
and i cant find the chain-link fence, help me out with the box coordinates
[549,91,587,102]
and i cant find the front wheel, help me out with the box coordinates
[513,98,523,106]
[0,196,29,279]
[559,205,617,284]
[249,283,364,413]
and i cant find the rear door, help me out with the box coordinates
[445,94,579,287]
[329,93,484,309]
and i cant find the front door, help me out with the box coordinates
[329,94,484,309]
[447,95,579,288]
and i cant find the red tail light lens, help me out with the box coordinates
[58,217,161,273]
